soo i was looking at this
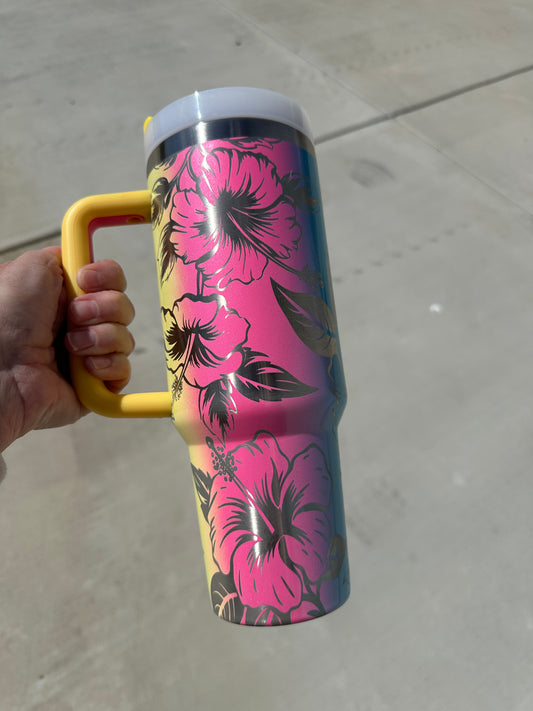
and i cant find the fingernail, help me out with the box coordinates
[86,355,112,371]
[66,329,95,352]
[70,299,98,322]
[78,267,102,291]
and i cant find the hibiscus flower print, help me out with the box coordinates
[207,432,333,616]
[162,293,249,389]
[168,147,302,289]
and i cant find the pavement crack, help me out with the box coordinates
[316,62,533,144]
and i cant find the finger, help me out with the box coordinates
[83,353,131,391]
[68,291,135,327]
[77,260,127,293]
[65,323,135,356]
[0,247,64,336]
[104,376,131,394]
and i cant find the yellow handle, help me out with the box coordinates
[61,190,172,418]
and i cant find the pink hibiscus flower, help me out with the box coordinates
[208,433,332,614]
[162,294,249,388]
[169,148,301,288]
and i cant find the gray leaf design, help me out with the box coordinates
[191,465,212,522]
[200,378,236,440]
[211,572,244,623]
[271,279,338,358]
[234,348,316,402]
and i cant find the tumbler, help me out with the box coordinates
[62,87,349,625]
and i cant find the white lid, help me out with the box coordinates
[143,87,313,164]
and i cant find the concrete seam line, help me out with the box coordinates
[316,62,533,145]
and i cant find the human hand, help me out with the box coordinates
[0,246,134,452]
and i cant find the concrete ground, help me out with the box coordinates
[2,1,533,709]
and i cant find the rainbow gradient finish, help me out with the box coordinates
[147,130,349,625]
